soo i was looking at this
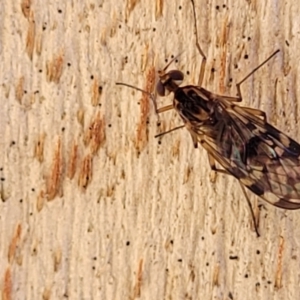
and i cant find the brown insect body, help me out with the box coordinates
[117,0,300,235]
[157,68,300,211]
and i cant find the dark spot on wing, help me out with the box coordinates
[265,124,281,139]
[289,140,300,154]
[245,136,260,159]
[230,167,247,179]
[247,183,264,196]
[266,123,300,156]
[245,121,256,131]
[281,139,300,157]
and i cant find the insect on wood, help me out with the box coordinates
[116,0,300,236]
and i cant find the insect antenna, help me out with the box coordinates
[116,52,186,138]
[116,81,186,138]
[115,82,160,119]
[160,51,185,73]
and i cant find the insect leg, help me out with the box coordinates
[157,104,173,113]
[191,0,207,86]
[154,125,185,138]
[235,50,280,99]
[216,51,279,104]
[239,183,260,237]
[154,104,185,139]
[203,141,260,236]
[209,156,261,237]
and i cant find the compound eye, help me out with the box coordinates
[168,70,184,85]
[156,80,170,96]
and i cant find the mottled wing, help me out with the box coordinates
[201,99,300,209]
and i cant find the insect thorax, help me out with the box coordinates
[174,86,217,125]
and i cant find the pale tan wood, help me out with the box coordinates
[1,0,300,299]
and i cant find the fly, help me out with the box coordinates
[116,0,300,236]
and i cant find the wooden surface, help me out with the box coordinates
[1,0,300,299]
